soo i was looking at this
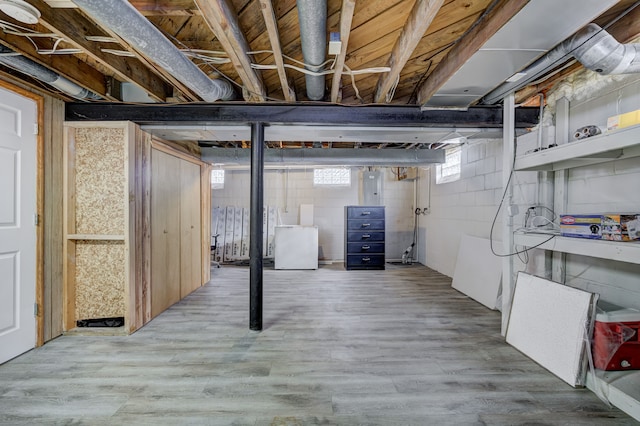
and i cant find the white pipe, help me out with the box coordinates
[73,0,235,102]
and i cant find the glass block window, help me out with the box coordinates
[436,146,461,184]
[313,168,351,186]
[211,169,225,189]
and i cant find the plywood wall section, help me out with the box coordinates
[43,96,65,341]
[180,160,202,298]
[150,148,182,317]
[73,127,125,235]
[75,241,126,320]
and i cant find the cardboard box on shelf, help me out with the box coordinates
[560,214,602,239]
[607,109,640,131]
[602,214,640,242]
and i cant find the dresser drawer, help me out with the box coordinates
[347,231,384,242]
[346,219,385,230]
[347,207,385,220]
[346,254,385,267]
[347,242,385,253]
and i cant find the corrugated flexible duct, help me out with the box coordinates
[297,0,327,101]
[0,45,101,99]
[482,24,640,104]
[73,0,235,102]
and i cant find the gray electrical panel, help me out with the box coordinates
[362,171,383,205]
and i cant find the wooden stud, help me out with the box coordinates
[330,0,356,103]
[259,0,295,101]
[201,163,212,285]
[194,0,266,101]
[416,0,530,106]
[374,0,444,104]
[62,127,77,331]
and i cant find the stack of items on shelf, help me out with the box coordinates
[211,206,281,263]
[559,213,640,241]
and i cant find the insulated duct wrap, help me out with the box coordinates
[483,24,640,104]
[0,45,100,99]
[297,0,327,100]
[73,0,235,102]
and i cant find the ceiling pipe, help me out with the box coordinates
[0,45,101,99]
[297,0,327,100]
[482,24,640,105]
[72,0,235,102]
[201,147,445,166]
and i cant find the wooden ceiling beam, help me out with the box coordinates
[194,0,266,101]
[31,0,172,102]
[416,0,530,106]
[258,0,295,101]
[330,0,356,103]
[374,0,444,104]
[0,29,110,98]
[128,0,199,15]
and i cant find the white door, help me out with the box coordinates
[0,87,37,364]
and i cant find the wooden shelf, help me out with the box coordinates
[67,234,125,241]
[514,232,640,265]
[514,124,640,171]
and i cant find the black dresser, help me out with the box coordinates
[344,206,385,270]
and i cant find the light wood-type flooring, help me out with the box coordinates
[0,264,635,425]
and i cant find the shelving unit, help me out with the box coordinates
[511,120,640,421]
[514,232,640,265]
[514,124,640,172]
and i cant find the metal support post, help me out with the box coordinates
[250,122,265,331]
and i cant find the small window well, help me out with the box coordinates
[436,146,461,184]
[211,169,225,189]
[313,168,351,186]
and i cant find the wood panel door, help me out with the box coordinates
[150,149,181,317]
[0,87,37,364]
[180,160,202,297]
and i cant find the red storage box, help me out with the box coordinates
[593,302,640,371]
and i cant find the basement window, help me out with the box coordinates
[313,168,351,186]
[436,146,461,184]
[211,169,225,189]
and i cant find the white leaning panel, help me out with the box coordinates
[507,272,596,387]
[452,234,502,310]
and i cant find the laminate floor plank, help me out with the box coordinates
[0,263,633,425]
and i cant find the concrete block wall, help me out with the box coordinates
[212,167,415,262]
[417,138,539,278]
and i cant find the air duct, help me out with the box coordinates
[483,24,640,104]
[202,147,445,166]
[72,0,235,102]
[0,45,101,99]
[297,0,327,101]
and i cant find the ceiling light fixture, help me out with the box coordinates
[0,0,41,24]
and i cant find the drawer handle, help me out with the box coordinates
[362,223,371,227]
[362,211,371,215]
[362,234,371,238]
[362,245,370,250]
[362,257,371,262]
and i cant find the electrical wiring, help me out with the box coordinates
[488,137,558,258]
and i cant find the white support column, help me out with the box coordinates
[501,93,516,335]
[552,97,570,283]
